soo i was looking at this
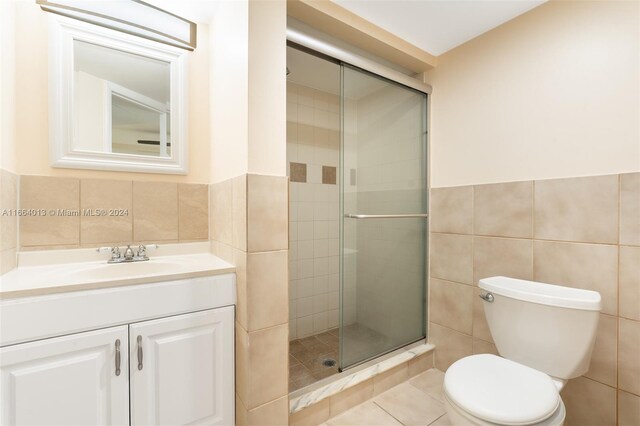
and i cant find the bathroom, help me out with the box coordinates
[0,0,638,426]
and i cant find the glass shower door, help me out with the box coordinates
[340,64,428,369]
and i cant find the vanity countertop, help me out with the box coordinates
[0,243,235,299]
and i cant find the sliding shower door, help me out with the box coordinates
[340,64,428,369]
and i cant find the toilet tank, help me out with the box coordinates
[479,276,601,380]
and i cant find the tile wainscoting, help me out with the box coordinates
[210,173,290,425]
[0,169,18,274]
[429,172,640,426]
[17,175,209,250]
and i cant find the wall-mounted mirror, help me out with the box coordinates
[50,16,188,174]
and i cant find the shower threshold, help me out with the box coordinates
[289,340,434,414]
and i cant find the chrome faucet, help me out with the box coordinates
[97,244,158,263]
[124,245,135,261]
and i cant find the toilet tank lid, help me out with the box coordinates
[479,276,601,311]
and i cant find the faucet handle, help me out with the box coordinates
[111,246,121,260]
[137,245,147,258]
[124,245,134,261]
[98,246,122,263]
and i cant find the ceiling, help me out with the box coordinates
[332,0,547,56]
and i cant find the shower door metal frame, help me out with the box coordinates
[338,62,429,370]
[286,37,431,372]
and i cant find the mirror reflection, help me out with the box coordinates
[73,40,171,157]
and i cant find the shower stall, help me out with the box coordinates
[287,41,428,393]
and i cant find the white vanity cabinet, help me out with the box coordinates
[130,307,234,426]
[0,274,236,426]
[0,326,130,426]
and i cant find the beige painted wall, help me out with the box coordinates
[13,2,211,183]
[0,0,17,172]
[426,0,640,188]
[248,0,287,177]
[209,0,249,183]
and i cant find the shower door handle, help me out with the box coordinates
[344,213,428,219]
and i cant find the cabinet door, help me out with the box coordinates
[130,307,234,426]
[0,326,129,426]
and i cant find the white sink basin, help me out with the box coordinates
[56,259,192,281]
[0,244,235,299]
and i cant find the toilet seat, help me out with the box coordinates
[444,354,561,426]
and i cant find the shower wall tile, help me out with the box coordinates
[430,186,472,234]
[290,162,307,183]
[430,173,634,422]
[287,82,340,339]
[474,181,532,238]
[534,175,618,244]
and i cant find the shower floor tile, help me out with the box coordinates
[289,324,391,393]
[289,328,340,392]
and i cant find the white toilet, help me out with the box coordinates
[442,276,602,426]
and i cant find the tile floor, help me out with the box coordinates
[320,369,451,426]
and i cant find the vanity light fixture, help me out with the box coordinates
[36,0,197,50]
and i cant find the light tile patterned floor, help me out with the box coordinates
[321,369,451,426]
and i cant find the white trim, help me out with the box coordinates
[49,15,188,174]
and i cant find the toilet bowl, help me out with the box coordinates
[441,276,601,426]
[443,354,565,426]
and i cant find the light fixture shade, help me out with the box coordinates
[37,0,197,50]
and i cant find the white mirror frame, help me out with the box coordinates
[49,16,188,174]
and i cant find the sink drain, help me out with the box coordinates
[322,358,337,367]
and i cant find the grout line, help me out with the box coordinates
[371,400,405,425]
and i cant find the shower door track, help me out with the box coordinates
[286,26,432,96]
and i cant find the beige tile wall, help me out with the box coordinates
[18,175,209,250]
[0,169,18,274]
[210,173,290,425]
[429,173,640,426]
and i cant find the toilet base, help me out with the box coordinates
[443,394,566,426]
